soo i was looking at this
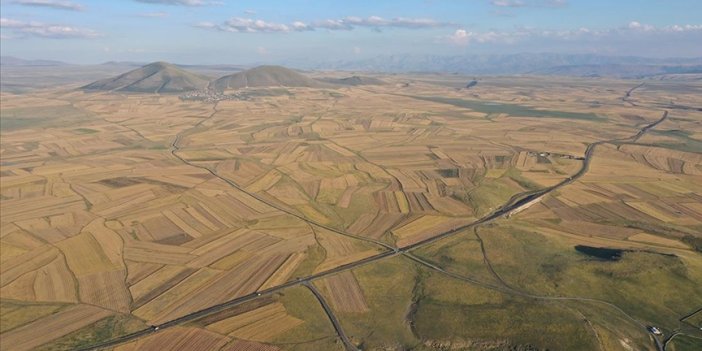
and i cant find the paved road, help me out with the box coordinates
[81,97,672,351]
[401,109,668,252]
[303,282,359,351]
[622,82,644,106]
[633,111,669,142]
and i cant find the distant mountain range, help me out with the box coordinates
[301,53,702,77]
[2,54,702,92]
[0,56,69,66]
[76,63,384,93]
[318,75,386,86]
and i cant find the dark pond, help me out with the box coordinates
[574,245,624,261]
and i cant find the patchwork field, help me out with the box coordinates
[1,72,701,350]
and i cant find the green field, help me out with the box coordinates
[407,95,605,121]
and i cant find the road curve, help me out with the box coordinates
[622,82,644,106]
[303,282,359,351]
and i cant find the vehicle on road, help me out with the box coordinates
[647,326,662,335]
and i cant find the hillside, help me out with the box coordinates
[318,75,385,86]
[210,65,329,90]
[82,61,209,93]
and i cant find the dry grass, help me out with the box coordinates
[2,74,701,349]
[114,326,229,351]
[0,304,113,351]
[318,271,369,313]
[206,302,303,341]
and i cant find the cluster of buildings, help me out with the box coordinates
[179,90,249,102]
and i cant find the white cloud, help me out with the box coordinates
[491,0,526,8]
[625,21,702,33]
[627,21,654,31]
[448,29,469,44]
[134,0,221,6]
[324,16,448,29]
[221,17,291,32]
[196,16,451,33]
[0,17,100,39]
[490,0,567,8]
[667,24,702,32]
[313,19,352,31]
[14,0,84,11]
[0,18,25,27]
[194,21,218,29]
[446,21,702,46]
[291,21,311,31]
[137,12,168,18]
[448,28,521,45]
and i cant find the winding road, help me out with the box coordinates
[303,282,359,351]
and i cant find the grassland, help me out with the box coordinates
[1,73,701,350]
[405,95,605,121]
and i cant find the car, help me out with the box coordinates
[647,326,662,335]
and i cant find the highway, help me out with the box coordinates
[81,95,674,351]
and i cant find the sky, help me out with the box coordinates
[1,0,701,64]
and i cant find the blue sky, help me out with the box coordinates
[1,0,701,64]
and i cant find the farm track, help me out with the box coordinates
[661,307,702,351]
[170,103,396,252]
[404,252,649,327]
[81,89,675,351]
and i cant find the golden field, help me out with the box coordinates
[1,73,701,350]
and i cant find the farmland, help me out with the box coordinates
[1,71,701,351]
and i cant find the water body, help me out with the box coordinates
[574,245,624,261]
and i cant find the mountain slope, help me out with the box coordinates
[82,61,209,93]
[211,65,329,90]
[318,75,385,86]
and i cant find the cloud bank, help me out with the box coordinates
[447,21,702,45]
[14,0,84,11]
[0,17,100,38]
[134,0,221,6]
[196,16,451,33]
[490,0,567,8]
